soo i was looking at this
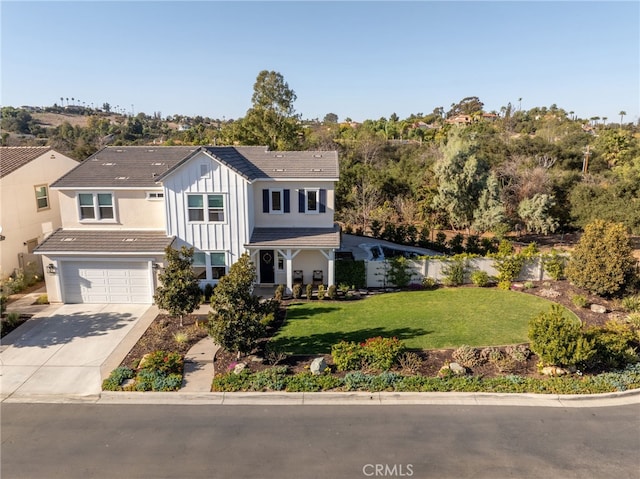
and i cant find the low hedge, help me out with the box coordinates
[211,363,640,394]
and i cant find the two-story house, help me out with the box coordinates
[35,146,340,304]
[0,146,78,280]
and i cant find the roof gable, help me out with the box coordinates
[0,146,53,178]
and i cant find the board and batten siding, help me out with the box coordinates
[162,152,250,260]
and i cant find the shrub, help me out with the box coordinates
[528,305,596,368]
[173,331,190,344]
[543,250,567,280]
[211,370,252,392]
[387,256,413,288]
[586,321,639,369]
[35,294,49,304]
[4,311,21,328]
[523,281,535,290]
[260,312,276,327]
[421,277,438,290]
[306,283,313,300]
[566,220,636,297]
[274,284,285,301]
[250,366,288,391]
[0,295,7,315]
[504,344,531,362]
[470,270,489,287]
[442,257,466,286]
[292,283,302,299]
[139,350,183,375]
[621,295,640,313]
[203,283,215,302]
[452,345,481,368]
[370,371,402,391]
[626,312,640,329]
[343,371,374,391]
[498,280,512,290]
[361,336,405,371]
[571,294,589,308]
[264,344,288,365]
[398,351,423,374]
[335,260,366,289]
[480,347,503,364]
[331,340,365,371]
[317,284,325,300]
[102,367,135,391]
[326,285,337,300]
[285,372,323,392]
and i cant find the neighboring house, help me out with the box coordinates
[0,147,78,280]
[36,146,340,304]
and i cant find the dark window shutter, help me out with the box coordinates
[298,189,305,213]
[262,189,269,213]
[284,189,290,213]
[319,189,327,213]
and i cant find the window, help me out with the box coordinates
[187,194,225,222]
[193,252,207,279]
[271,189,282,213]
[277,253,285,271]
[193,251,227,280]
[146,191,164,200]
[78,193,114,221]
[298,189,327,214]
[306,189,318,213]
[34,185,49,210]
[262,189,290,214]
[210,252,226,279]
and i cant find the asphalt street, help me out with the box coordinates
[2,403,639,479]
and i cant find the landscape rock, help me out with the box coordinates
[448,362,466,375]
[590,304,607,314]
[310,357,328,375]
[541,366,569,376]
[248,355,264,363]
[233,362,247,374]
[138,353,152,369]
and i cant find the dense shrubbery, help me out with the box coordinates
[102,350,184,392]
[331,337,405,371]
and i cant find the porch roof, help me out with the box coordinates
[34,228,175,254]
[247,226,340,249]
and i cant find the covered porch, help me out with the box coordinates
[246,226,340,293]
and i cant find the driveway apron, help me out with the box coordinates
[1,304,150,400]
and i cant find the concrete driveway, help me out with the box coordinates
[1,303,153,401]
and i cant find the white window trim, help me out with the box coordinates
[146,191,164,200]
[34,184,50,211]
[305,188,320,214]
[77,192,117,223]
[269,188,284,214]
[276,252,285,271]
[186,193,227,224]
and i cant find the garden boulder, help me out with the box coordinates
[310,357,328,375]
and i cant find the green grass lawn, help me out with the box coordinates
[271,288,577,354]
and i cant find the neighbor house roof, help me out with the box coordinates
[51,146,339,188]
[34,229,175,254]
[247,225,341,248]
[0,146,53,178]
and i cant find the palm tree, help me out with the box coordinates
[602,117,607,126]
[60,97,64,106]
[569,111,575,121]
[619,110,626,128]
[71,97,75,106]
[66,97,69,106]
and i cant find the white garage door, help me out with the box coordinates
[61,261,152,304]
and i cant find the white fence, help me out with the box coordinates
[365,257,552,288]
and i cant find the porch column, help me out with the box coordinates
[277,248,301,294]
[320,249,336,287]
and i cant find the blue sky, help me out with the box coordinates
[1,1,638,123]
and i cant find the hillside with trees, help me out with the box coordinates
[2,71,639,239]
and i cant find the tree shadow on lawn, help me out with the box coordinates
[270,327,433,355]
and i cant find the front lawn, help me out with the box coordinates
[271,289,577,354]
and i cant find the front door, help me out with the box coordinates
[259,250,275,283]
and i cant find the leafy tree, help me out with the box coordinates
[517,193,558,234]
[153,246,202,327]
[239,70,301,150]
[473,173,506,233]
[323,112,338,124]
[447,96,484,118]
[432,131,489,230]
[208,253,266,358]
[566,220,637,297]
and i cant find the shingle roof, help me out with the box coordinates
[34,229,175,254]
[50,146,339,188]
[247,225,341,248]
[0,146,52,178]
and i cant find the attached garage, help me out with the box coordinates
[61,261,153,304]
